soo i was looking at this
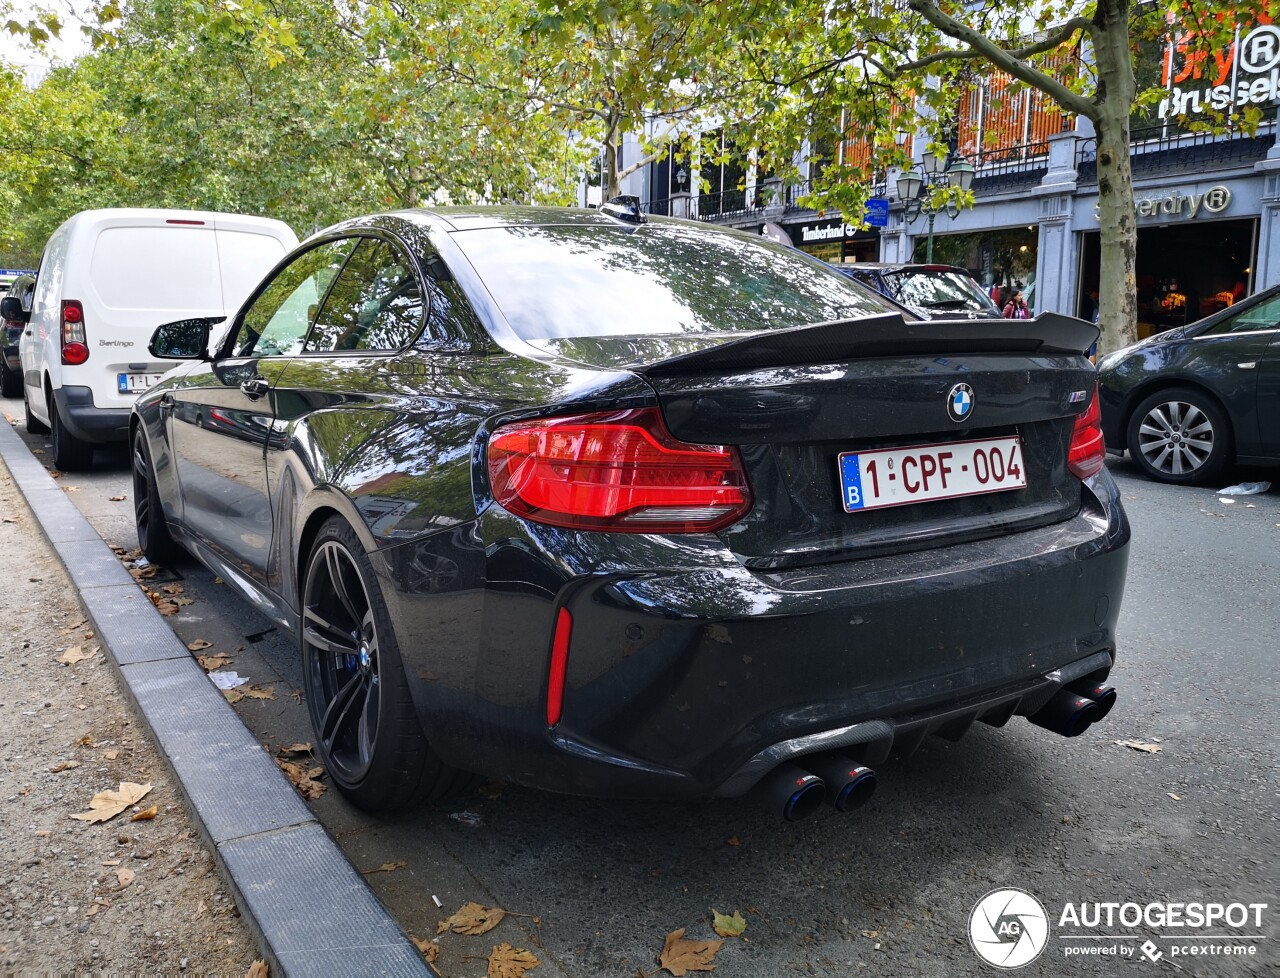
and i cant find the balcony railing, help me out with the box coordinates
[642,178,887,225]
[968,141,1051,193]
[1075,124,1277,183]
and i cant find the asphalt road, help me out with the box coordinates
[4,396,1276,978]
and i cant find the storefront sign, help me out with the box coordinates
[864,199,890,227]
[1134,185,1231,219]
[798,221,860,244]
[1159,22,1280,119]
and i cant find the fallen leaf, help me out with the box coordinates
[76,735,97,747]
[108,495,127,502]
[56,646,97,665]
[63,485,81,492]
[438,902,506,936]
[1168,792,1182,801]
[130,564,158,578]
[70,782,153,824]
[862,929,880,938]
[130,805,159,822]
[156,600,180,616]
[240,685,275,700]
[724,836,740,848]
[187,639,213,652]
[362,861,408,875]
[104,750,119,761]
[711,909,747,938]
[488,943,539,978]
[85,904,102,917]
[274,758,326,799]
[276,743,313,757]
[478,779,506,800]
[49,760,81,773]
[244,961,269,978]
[101,859,121,866]
[1114,740,1162,754]
[197,654,233,671]
[411,935,440,964]
[115,866,136,889]
[658,928,723,976]
[171,596,194,606]
[49,470,62,478]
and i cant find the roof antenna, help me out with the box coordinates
[599,195,646,225]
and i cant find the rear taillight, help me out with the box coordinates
[61,300,88,366]
[487,407,752,533]
[1068,385,1106,480]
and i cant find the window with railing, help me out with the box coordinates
[956,63,1074,164]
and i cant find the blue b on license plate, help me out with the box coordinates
[838,435,1026,512]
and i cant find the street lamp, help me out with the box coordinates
[896,150,976,263]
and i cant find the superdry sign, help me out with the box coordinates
[1158,21,1280,118]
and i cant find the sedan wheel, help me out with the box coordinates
[132,427,183,565]
[301,517,470,811]
[1126,387,1230,485]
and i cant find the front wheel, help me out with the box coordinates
[0,364,20,398]
[132,427,183,565]
[1125,387,1231,485]
[300,517,470,812]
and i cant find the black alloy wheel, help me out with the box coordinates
[24,387,48,434]
[50,401,93,471]
[132,427,182,565]
[1125,386,1231,485]
[300,517,470,811]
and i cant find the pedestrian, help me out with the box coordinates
[1002,291,1029,319]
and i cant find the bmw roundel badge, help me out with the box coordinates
[947,383,974,423]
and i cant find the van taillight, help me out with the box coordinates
[487,408,752,533]
[1067,384,1106,480]
[61,300,89,366]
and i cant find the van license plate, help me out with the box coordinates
[838,436,1026,512]
[118,373,165,394]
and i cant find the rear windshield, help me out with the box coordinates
[91,227,223,312]
[882,269,999,315]
[449,222,895,341]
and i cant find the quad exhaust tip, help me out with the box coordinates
[1069,682,1117,721]
[763,755,878,821]
[1029,689,1101,738]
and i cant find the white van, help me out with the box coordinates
[18,208,298,469]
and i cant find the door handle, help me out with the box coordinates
[240,376,270,398]
[1237,362,1258,370]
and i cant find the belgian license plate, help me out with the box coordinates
[838,436,1026,512]
[118,372,165,394]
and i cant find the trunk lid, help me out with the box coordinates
[629,314,1099,569]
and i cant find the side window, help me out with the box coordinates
[1204,294,1280,335]
[232,239,355,357]
[417,278,495,352]
[306,239,424,353]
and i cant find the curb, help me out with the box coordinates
[0,420,432,977]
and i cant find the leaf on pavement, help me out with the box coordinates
[130,805,159,822]
[274,758,326,799]
[1114,740,1162,754]
[361,861,408,875]
[711,909,747,938]
[411,934,441,968]
[56,646,97,665]
[108,494,127,501]
[488,943,539,978]
[156,600,180,616]
[49,760,81,773]
[70,782,153,823]
[115,866,136,889]
[244,961,269,978]
[276,743,313,757]
[658,928,723,976]
[1168,792,1182,801]
[63,485,81,492]
[437,901,506,935]
[197,654,233,671]
[187,639,213,652]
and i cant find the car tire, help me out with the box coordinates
[24,388,48,435]
[0,364,19,398]
[1125,386,1231,485]
[132,427,183,566]
[301,516,470,812]
[50,400,94,471]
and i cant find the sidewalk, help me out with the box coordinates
[0,420,432,976]
[0,463,261,972]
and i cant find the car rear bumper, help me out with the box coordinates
[378,471,1130,800]
[53,386,131,443]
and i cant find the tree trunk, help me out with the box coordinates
[1091,1,1138,355]
[603,107,622,199]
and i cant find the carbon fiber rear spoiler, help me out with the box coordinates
[638,313,1099,377]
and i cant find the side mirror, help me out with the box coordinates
[0,296,28,323]
[149,317,224,360]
